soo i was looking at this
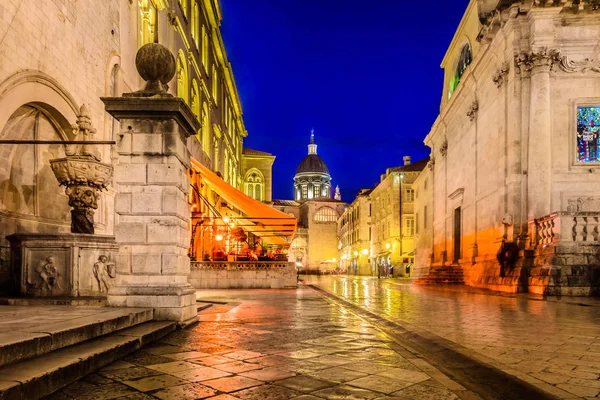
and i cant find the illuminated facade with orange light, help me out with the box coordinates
[420,0,600,295]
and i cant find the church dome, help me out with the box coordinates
[296,154,329,175]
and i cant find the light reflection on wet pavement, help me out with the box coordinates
[47,287,468,400]
[304,275,600,399]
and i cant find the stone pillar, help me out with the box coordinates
[516,48,559,221]
[101,43,201,325]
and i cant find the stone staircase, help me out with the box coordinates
[414,265,465,285]
[0,307,176,399]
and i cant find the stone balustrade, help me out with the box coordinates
[529,211,600,247]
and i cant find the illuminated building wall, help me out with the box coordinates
[424,0,600,294]
[337,189,372,276]
[241,148,275,202]
[369,157,427,277]
[0,0,256,251]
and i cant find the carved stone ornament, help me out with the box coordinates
[35,256,61,293]
[466,100,479,121]
[50,105,113,234]
[439,139,448,157]
[492,62,510,88]
[567,197,600,212]
[427,157,435,171]
[559,56,600,74]
[502,213,513,225]
[93,255,116,293]
[515,48,561,74]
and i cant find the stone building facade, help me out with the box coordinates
[338,189,372,275]
[413,164,434,279]
[241,148,275,202]
[273,133,346,272]
[0,0,263,304]
[370,157,427,277]
[420,0,600,295]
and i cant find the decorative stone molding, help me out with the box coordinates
[567,197,600,212]
[439,139,448,157]
[559,56,600,73]
[448,188,465,201]
[492,62,510,88]
[515,48,561,74]
[466,100,479,121]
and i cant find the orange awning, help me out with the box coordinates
[189,157,297,246]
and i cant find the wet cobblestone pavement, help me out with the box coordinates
[47,286,470,400]
[45,277,600,399]
[304,275,600,400]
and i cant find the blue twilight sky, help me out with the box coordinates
[220,0,469,201]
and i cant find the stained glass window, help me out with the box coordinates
[577,106,600,163]
[448,43,472,98]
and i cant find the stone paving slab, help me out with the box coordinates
[48,287,468,399]
[307,276,600,399]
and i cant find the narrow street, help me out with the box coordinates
[45,279,600,400]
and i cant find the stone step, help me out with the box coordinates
[0,320,175,400]
[0,307,153,368]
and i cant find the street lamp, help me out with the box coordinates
[385,243,390,250]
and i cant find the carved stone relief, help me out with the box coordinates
[515,48,561,74]
[567,197,600,212]
[36,256,61,293]
[558,57,600,73]
[93,255,116,293]
[492,62,510,88]
[427,157,435,171]
[466,100,479,121]
[439,139,448,157]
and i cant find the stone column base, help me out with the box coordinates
[108,285,198,326]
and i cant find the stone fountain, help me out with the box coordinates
[6,107,118,298]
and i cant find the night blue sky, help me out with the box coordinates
[220,0,469,201]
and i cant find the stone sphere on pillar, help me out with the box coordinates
[135,43,176,95]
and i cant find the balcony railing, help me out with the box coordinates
[529,212,600,248]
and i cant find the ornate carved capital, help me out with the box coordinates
[439,139,448,157]
[492,62,510,88]
[466,100,479,122]
[515,48,561,74]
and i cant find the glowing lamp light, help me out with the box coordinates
[362,249,368,255]
[229,222,235,228]
[223,216,230,224]
[385,243,391,250]
[353,251,358,257]
[215,234,223,241]
[332,258,337,262]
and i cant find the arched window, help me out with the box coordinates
[314,207,338,223]
[448,43,472,98]
[191,80,200,142]
[138,0,157,48]
[211,65,218,104]
[177,51,189,104]
[202,26,209,68]
[213,137,220,172]
[191,1,199,49]
[245,169,264,201]
[202,103,210,155]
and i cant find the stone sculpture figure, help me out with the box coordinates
[93,255,116,293]
[36,256,60,292]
